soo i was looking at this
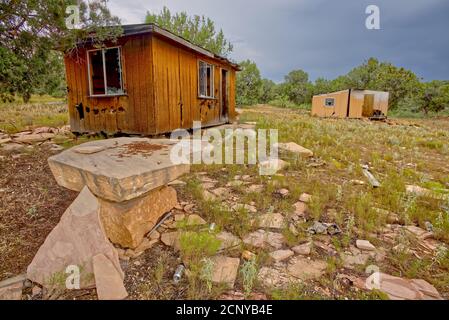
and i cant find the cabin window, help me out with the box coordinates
[88,47,124,96]
[324,98,335,107]
[198,61,214,98]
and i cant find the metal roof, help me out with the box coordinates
[84,23,240,70]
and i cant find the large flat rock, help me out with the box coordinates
[27,187,122,289]
[48,137,190,202]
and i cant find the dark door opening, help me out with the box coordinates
[221,69,229,121]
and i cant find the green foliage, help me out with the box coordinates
[0,0,122,102]
[240,258,258,297]
[236,60,262,106]
[283,69,313,105]
[179,231,221,264]
[243,57,447,117]
[145,6,232,57]
[259,79,277,103]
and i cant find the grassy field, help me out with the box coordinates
[0,95,67,134]
[1,101,449,300]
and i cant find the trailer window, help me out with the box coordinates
[198,61,214,98]
[88,47,124,96]
[325,98,335,107]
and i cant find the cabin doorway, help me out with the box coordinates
[362,94,375,117]
[220,69,229,122]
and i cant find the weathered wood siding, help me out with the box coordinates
[65,33,236,135]
[311,90,350,118]
[152,34,236,134]
[65,34,154,134]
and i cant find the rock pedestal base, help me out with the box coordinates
[99,186,178,249]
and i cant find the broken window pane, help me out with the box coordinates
[104,48,123,94]
[89,50,105,95]
[198,61,214,98]
[88,47,124,96]
[325,98,335,107]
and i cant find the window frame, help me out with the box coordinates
[87,46,125,97]
[324,98,335,107]
[197,60,215,99]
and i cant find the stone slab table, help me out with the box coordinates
[48,137,191,248]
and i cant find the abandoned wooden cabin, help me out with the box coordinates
[63,23,240,135]
[311,89,389,119]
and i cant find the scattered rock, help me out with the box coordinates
[258,267,297,289]
[1,142,24,152]
[219,290,267,300]
[201,182,216,190]
[356,239,376,251]
[0,274,26,300]
[258,213,285,229]
[287,257,326,280]
[211,187,231,198]
[49,144,64,152]
[32,286,42,296]
[27,187,122,289]
[231,203,257,213]
[247,184,264,193]
[292,242,312,255]
[276,142,313,157]
[299,193,312,203]
[186,214,207,226]
[226,180,244,187]
[406,185,448,201]
[183,204,195,213]
[33,127,57,134]
[148,230,160,240]
[351,179,366,185]
[14,133,55,144]
[373,208,400,224]
[243,229,285,249]
[173,212,185,221]
[210,256,240,288]
[241,250,256,261]
[168,179,186,186]
[289,223,299,235]
[270,249,294,262]
[341,252,370,268]
[216,231,241,250]
[275,188,289,197]
[0,137,12,145]
[92,254,128,300]
[258,159,289,175]
[293,201,307,217]
[160,232,180,250]
[404,225,433,240]
[365,272,442,300]
[202,189,216,201]
[134,238,158,254]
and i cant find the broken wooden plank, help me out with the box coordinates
[362,165,381,188]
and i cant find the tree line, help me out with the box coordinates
[1,3,448,116]
[236,58,449,114]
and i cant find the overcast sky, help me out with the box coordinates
[108,0,449,82]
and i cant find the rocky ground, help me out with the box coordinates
[1,105,449,300]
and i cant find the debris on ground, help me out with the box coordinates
[307,221,341,235]
[362,165,381,188]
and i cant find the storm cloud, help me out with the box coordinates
[108,0,449,82]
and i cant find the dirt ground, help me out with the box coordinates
[0,146,77,280]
